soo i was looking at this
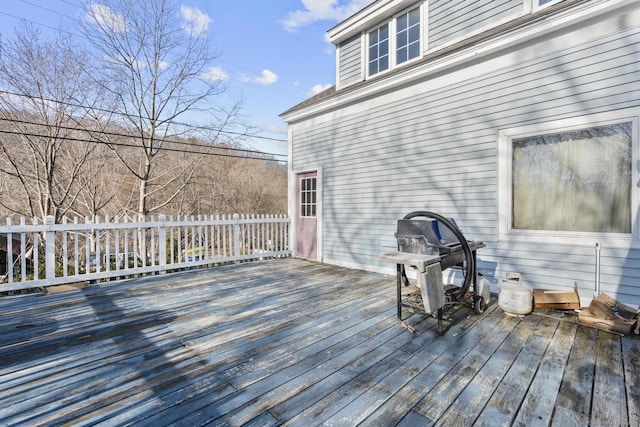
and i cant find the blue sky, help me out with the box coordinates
[0,0,373,159]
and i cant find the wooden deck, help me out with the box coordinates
[1,258,638,426]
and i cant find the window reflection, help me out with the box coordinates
[512,122,632,233]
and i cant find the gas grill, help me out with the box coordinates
[379,211,486,334]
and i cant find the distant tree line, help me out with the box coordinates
[0,114,287,222]
[0,0,287,224]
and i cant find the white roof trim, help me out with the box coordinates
[328,0,417,44]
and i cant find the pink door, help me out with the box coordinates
[296,171,317,259]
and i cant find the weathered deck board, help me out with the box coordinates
[551,325,597,426]
[622,336,640,427]
[512,320,577,427]
[473,314,559,427]
[435,313,543,426]
[592,330,628,427]
[0,258,638,426]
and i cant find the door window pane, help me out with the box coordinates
[300,177,317,218]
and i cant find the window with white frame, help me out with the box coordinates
[396,7,421,65]
[368,24,389,76]
[366,3,423,77]
[300,177,317,217]
[499,112,638,243]
[537,0,563,9]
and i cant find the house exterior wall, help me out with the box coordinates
[428,0,523,48]
[338,34,362,87]
[332,0,526,89]
[286,1,640,307]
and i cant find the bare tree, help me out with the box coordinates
[224,159,287,213]
[0,6,288,227]
[80,0,243,218]
[67,144,119,221]
[0,23,103,223]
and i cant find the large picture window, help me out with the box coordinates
[512,123,632,233]
[499,112,638,244]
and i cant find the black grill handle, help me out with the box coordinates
[401,211,474,300]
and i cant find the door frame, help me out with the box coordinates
[290,167,323,261]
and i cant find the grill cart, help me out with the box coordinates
[379,211,486,334]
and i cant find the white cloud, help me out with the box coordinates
[181,5,212,37]
[309,83,332,96]
[239,69,279,85]
[88,4,127,33]
[254,69,278,85]
[265,123,288,134]
[201,66,228,81]
[281,0,373,33]
[322,33,334,54]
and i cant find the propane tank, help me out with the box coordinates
[499,272,532,316]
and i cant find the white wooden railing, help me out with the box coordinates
[0,214,290,292]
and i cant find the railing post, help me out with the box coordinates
[233,213,241,261]
[6,217,13,283]
[20,217,26,282]
[45,215,56,282]
[158,214,167,270]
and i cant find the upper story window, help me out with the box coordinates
[368,24,389,76]
[537,0,563,9]
[396,8,421,65]
[366,4,424,78]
